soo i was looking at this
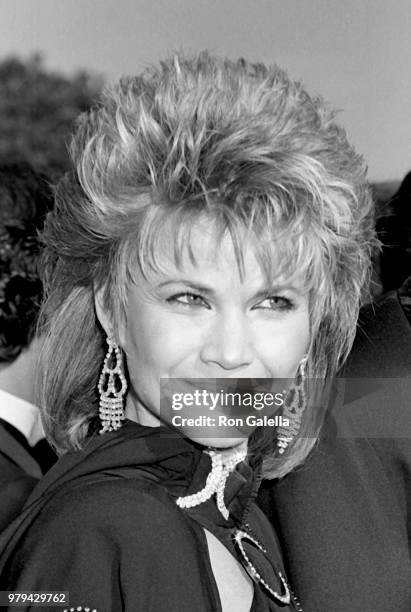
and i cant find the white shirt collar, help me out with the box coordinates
[0,388,45,446]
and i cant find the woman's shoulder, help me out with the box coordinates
[38,477,190,539]
[5,478,213,611]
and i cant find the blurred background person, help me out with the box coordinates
[377,170,411,293]
[0,163,55,531]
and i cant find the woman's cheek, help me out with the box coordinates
[149,317,201,370]
[257,322,309,377]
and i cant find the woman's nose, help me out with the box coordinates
[200,310,253,371]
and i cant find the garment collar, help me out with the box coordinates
[29,420,258,526]
[0,389,44,446]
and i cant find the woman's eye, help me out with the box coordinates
[256,296,294,311]
[167,292,210,308]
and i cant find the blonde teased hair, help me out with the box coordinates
[38,52,377,478]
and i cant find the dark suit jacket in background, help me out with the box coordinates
[0,421,41,531]
[258,291,411,612]
[0,419,56,532]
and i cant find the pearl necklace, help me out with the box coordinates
[176,446,247,520]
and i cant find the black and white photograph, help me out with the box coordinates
[0,1,410,611]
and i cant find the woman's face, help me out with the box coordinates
[117,222,310,448]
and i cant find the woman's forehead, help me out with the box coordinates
[148,216,251,269]
[138,215,308,289]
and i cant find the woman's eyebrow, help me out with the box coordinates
[156,279,216,296]
[255,284,303,296]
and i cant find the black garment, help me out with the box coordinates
[258,290,411,612]
[0,418,57,532]
[0,421,300,611]
[378,171,411,291]
[0,420,41,532]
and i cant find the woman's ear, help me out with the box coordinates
[94,285,114,339]
[94,285,127,348]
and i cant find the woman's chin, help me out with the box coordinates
[178,424,253,449]
[187,435,249,449]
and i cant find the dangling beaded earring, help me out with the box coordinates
[276,355,308,455]
[98,336,127,434]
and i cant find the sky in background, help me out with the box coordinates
[0,0,410,182]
